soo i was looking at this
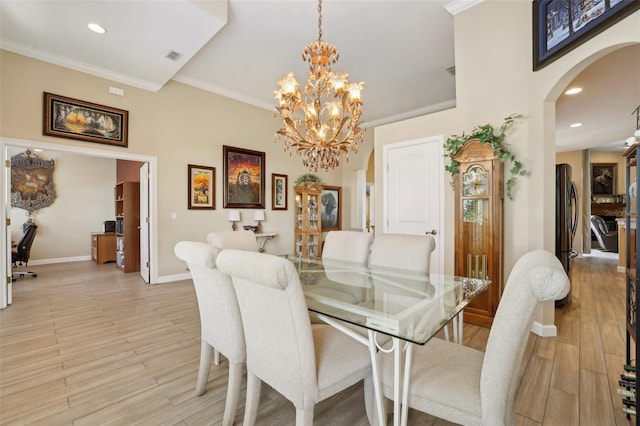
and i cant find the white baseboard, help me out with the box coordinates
[19,257,192,285]
[28,256,92,265]
[531,321,557,337]
[156,272,191,284]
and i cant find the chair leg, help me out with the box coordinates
[243,372,261,426]
[195,341,213,395]
[295,407,314,426]
[222,361,243,426]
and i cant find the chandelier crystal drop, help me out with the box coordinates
[274,0,365,172]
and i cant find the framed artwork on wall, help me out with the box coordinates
[591,163,617,195]
[321,185,342,231]
[272,173,288,210]
[43,92,129,147]
[223,145,266,209]
[188,164,215,209]
[533,0,639,71]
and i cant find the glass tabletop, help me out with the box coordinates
[286,255,491,345]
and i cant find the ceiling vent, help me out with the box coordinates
[165,51,183,62]
[446,66,456,76]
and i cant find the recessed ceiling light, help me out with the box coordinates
[570,122,582,128]
[88,23,106,34]
[565,87,582,95]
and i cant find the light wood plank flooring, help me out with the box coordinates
[0,254,634,425]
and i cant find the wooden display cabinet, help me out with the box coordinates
[453,139,504,327]
[115,181,140,273]
[294,184,322,258]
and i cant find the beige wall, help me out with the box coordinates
[1,51,372,277]
[375,2,639,330]
[9,149,116,261]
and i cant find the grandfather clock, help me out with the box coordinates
[454,139,504,327]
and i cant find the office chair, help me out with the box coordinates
[12,220,38,281]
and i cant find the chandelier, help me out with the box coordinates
[274,0,364,172]
[626,105,640,147]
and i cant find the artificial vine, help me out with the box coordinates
[294,173,323,187]
[444,113,528,200]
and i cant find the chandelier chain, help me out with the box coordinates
[317,0,323,41]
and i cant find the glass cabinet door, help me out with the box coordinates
[460,198,490,279]
[307,193,319,230]
[296,194,303,230]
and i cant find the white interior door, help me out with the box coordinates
[383,136,444,274]
[139,163,150,283]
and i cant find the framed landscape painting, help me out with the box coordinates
[188,164,215,209]
[43,92,129,147]
[223,145,266,209]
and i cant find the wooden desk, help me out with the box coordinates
[92,233,117,264]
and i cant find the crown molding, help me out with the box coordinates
[445,0,484,16]
[1,40,161,92]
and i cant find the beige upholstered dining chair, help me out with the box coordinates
[206,229,259,252]
[367,233,455,342]
[216,249,373,426]
[368,233,435,272]
[376,250,570,425]
[322,230,373,263]
[205,230,258,364]
[174,241,245,426]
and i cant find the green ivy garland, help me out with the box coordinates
[294,173,323,187]
[444,113,528,200]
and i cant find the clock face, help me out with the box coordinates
[463,165,489,196]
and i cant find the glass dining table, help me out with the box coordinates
[286,255,491,426]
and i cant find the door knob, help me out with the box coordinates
[426,229,438,235]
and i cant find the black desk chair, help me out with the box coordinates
[12,220,38,281]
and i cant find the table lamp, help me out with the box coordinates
[228,210,240,231]
[254,210,265,234]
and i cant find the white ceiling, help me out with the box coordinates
[1,0,637,150]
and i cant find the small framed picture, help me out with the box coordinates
[188,164,215,209]
[272,173,288,210]
[223,145,266,209]
[321,186,342,231]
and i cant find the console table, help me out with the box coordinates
[255,232,276,253]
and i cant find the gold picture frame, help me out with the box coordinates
[43,92,129,147]
[188,164,215,209]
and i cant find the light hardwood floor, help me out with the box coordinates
[0,254,634,425]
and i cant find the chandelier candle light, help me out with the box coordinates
[274,0,365,172]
